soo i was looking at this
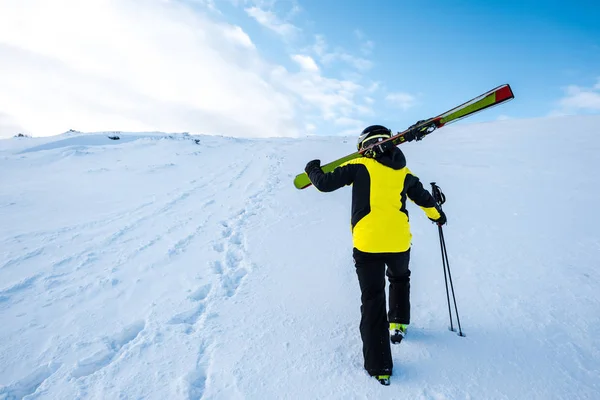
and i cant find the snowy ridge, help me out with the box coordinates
[1,116,599,399]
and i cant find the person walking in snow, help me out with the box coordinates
[304,124,447,386]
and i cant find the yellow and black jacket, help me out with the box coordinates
[307,148,441,253]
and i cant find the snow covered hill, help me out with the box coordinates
[1,116,599,399]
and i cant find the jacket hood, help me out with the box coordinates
[376,147,406,170]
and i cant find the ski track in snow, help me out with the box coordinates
[0,199,158,275]
[0,274,43,304]
[1,172,227,313]
[1,248,45,271]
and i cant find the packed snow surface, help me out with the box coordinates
[1,116,599,399]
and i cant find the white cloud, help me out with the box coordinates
[336,127,364,137]
[0,0,376,139]
[0,0,301,138]
[547,110,568,117]
[310,35,373,72]
[558,84,600,111]
[355,104,375,117]
[234,4,375,132]
[334,117,364,127]
[367,82,380,93]
[0,111,25,137]
[313,35,327,57]
[188,0,220,13]
[271,65,371,122]
[362,40,374,55]
[339,53,373,71]
[290,54,319,72]
[385,92,417,111]
[222,25,255,49]
[240,8,375,126]
[322,52,373,72]
[594,77,600,90]
[287,3,302,19]
[354,29,374,55]
[245,6,300,38]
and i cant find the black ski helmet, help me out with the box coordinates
[357,125,392,150]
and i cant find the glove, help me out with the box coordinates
[404,120,429,142]
[408,120,426,130]
[363,139,394,159]
[304,159,322,174]
[430,209,447,226]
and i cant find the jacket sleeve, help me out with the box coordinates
[405,169,442,220]
[308,163,358,192]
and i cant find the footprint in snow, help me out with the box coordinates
[71,320,145,378]
[211,260,223,275]
[168,304,206,326]
[229,231,243,246]
[185,341,210,400]
[212,242,224,253]
[225,249,243,270]
[0,363,60,399]
[189,284,211,302]
[221,226,232,238]
[223,268,248,297]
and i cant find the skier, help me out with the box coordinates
[304,124,447,386]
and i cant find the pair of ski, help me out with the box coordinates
[293,84,514,189]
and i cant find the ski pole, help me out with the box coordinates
[437,223,454,332]
[439,223,465,337]
[430,182,465,337]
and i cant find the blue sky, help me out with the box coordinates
[220,0,600,128]
[0,0,599,137]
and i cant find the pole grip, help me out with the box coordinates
[430,182,446,206]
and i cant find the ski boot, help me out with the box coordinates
[375,375,390,386]
[390,323,407,344]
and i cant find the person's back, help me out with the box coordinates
[343,150,420,254]
[307,145,442,253]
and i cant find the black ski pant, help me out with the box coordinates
[352,247,411,376]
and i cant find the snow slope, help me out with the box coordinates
[1,116,599,399]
